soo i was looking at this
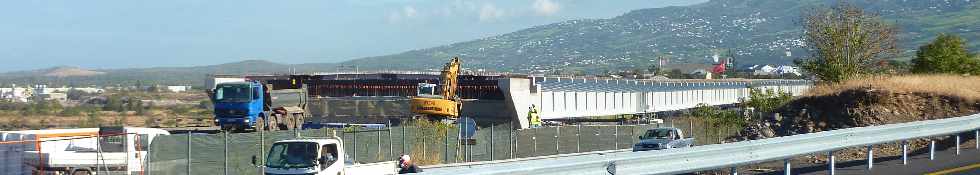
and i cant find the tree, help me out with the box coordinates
[740,88,793,114]
[911,34,980,74]
[796,2,898,83]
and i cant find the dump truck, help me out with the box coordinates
[212,80,307,131]
[1,127,169,175]
[632,127,695,152]
[253,137,398,175]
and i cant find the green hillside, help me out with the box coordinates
[343,0,980,74]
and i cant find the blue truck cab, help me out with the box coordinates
[212,81,265,130]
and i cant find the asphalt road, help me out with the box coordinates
[747,142,980,175]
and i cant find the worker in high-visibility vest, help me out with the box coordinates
[528,105,541,128]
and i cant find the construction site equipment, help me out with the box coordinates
[212,80,308,132]
[410,57,462,120]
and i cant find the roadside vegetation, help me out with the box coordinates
[0,90,213,130]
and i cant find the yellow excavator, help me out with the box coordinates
[410,57,462,120]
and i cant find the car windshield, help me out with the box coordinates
[645,129,671,139]
[266,142,318,169]
[214,84,252,103]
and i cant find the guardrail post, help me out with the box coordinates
[866,145,873,170]
[976,130,979,150]
[956,134,961,155]
[730,167,737,175]
[828,151,835,175]
[783,159,791,175]
[902,141,908,165]
[930,140,936,160]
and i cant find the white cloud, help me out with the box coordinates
[479,3,505,21]
[388,5,420,23]
[532,0,559,16]
[403,6,418,18]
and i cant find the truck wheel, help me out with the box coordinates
[268,115,279,131]
[71,169,91,175]
[284,115,295,130]
[293,113,304,130]
[256,117,266,131]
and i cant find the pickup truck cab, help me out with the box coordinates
[632,127,694,152]
[254,138,397,175]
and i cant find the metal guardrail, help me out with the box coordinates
[420,113,980,175]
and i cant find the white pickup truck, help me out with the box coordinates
[254,138,398,175]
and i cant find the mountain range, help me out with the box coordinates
[2,0,978,87]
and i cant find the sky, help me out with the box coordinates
[0,0,707,72]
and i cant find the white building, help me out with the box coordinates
[0,87,31,102]
[166,86,193,93]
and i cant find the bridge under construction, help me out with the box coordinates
[217,73,811,129]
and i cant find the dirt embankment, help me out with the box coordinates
[740,75,980,139]
[741,89,980,140]
[733,75,980,163]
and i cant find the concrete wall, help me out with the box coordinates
[498,78,532,129]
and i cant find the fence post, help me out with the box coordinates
[260,126,265,175]
[444,123,449,164]
[419,126,425,163]
[387,121,394,161]
[533,128,538,156]
[576,124,582,153]
[614,125,619,150]
[224,132,229,175]
[147,134,153,175]
[509,122,514,159]
[555,126,560,155]
[402,122,407,156]
[353,127,358,163]
[490,123,495,160]
[377,128,382,162]
[187,131,191,175]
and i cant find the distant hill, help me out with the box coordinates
[43,67,106,77]
[0,60,336,88]
[342,0,980,74]
[3,0,979,86]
